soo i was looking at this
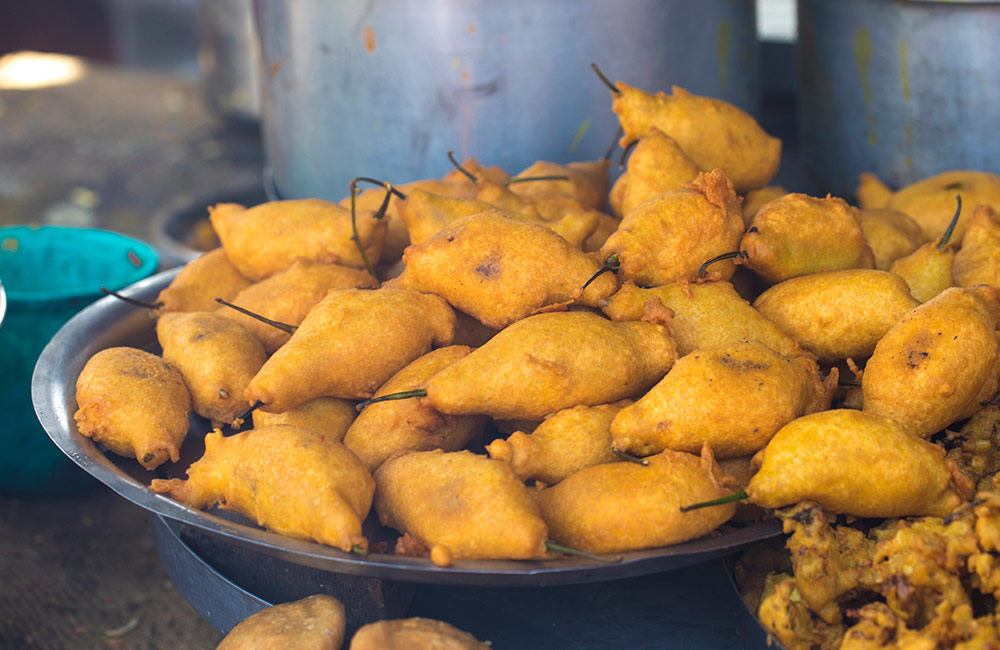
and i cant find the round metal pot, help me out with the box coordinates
[797,0,1000,198]
[254,0,759,200]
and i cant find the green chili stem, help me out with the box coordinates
[591,63,620,94]
[356,389,428,412]
[580,253,620,294]
[100,286,162,310]
[612,448,649,466]
[214,298,297,334]
[446,151,478,183]
[545,541,620,563]
[698,251,748,279]
[506,175,570,185]
[937,194,962,250]
[680,491,748,513]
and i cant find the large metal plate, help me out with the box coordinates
[32,268,781,587]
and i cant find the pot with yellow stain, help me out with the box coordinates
[254,0,761,200]
[797,0,1000,198]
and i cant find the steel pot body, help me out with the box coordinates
[797,0,1000,198]
[254,0,759,200]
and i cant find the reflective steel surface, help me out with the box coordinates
[33,269,781,586]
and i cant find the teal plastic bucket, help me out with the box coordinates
[0,226,159,497]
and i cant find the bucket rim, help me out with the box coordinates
[0,225,159,304]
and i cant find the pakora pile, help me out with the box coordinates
[73,67,1000,649]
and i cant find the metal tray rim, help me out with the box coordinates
[32,268,781,586]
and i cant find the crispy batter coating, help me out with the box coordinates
[424,311,677,420]
[954,205,1000,289]
[155,247,252,315]
[749,410,968,518]
[348,617,490,650]
[742,186,787,223]
[862,286,1000,437]
[216,594,346,650]
[860,209,923,271]
[219,261,377,353]
[246,288,455,412]
[374,450,548,565]
[888,238,955,304]
[209,200,387,280]
[535,448,736,554]
[399,189,598,250]
[608,127,701,219]
[252,397,357,443]
[611,341,833,458]
[583,213,620,253]
[336,179,477,265]
[600,169,745,286]
[157,311,267,425]
[152,426,373,552]
[757,573,843,650]
[485,401,628,485]
[753,270,919,364]
[395,210,618,329]
[779,502,876,624]
[740,193,875,285]
[610,82,781,193]
[508,159,611,212]
[601,280,803,358]
[74,347,191,470]
[860,170,1000,243]
[945,405,1000,492]
[343,346,486,473]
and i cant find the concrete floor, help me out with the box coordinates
[1,488,222,649]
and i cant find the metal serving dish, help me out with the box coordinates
[33,268,781,587]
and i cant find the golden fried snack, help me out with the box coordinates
[74,347,191,470]
[337,179,478,265]
[394,210,618,329]
[209,200,387,280]
[857,170,1000,243]
[886,201,962,303]
[424,310,677,420]
[535,448,736,554]
[718,456,764,523]
[343,346,486,473]
[600,280,802,358]
[441,157,509,186]
[219,261,378,353]
[374,450,548,565]
[599,169,745,286]
[608,127,701,218]
[485,401,629,485]
[855,172,894,210]
[349,618,490,650]
[399,187,598,250]
[253,397,357,443]
[954,205,1000,288]
[155,247,251,314]
[157,311,267,425]
[862,286,1000,438]
[748,410,969,518]
[217,594,346,650]
[583,213,621,253]
[152,425,374,551]
[246,288,455,412]
[508,159,611,212]
[739,193,875,285]
[860,208,923,271]
[752,269,919,363]
[611,341,833,458]
[778,502,876,625]
[742,186,786,223]
[945,405,1000,491]
[610,81,781,193]
[756,574,844,650]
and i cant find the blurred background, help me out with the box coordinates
[2,0,998,647]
